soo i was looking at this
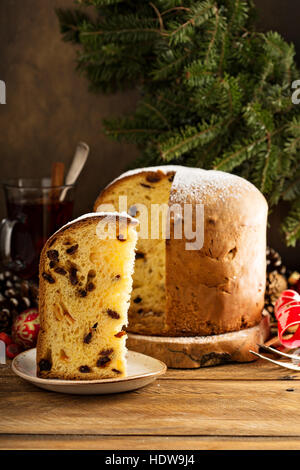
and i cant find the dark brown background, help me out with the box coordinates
[0,0,139,218]
[0,0,299,266]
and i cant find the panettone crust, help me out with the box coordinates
[94,167,268,337]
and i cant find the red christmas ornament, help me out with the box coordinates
[275,290,300,348]
[12,308,40,349]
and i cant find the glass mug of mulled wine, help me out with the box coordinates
[0,179,75,280]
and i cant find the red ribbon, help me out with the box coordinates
[274,290,300,348]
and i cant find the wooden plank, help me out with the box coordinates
[2,359,300,383]
[0,376,41,392]
[1,435,300,450]
[164,360,300,381]
[1,379,300,437]
[0,364,14,378]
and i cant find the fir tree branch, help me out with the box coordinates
[152,49,192,81]
[141,102,171,129]
[149,2,164,31]
[161,7,191,17]
[56,8,91,43]
[159,117,233,161]
[204,6,220,65]
[168,1,217,44]
[282,174,300,201]
[217,1,249,76]
[254,134,279,194]
[282,199,300,247]
[213,124,286,171]
[158,94,189,111]
[280,158,300,201]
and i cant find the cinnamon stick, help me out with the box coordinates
[51,162,65,201]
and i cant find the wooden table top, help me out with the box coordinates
[1,356,300,450]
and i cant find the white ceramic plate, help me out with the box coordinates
[12,348,167,395]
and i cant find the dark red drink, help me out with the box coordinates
[0,179,75,279]
[6,199,74,279]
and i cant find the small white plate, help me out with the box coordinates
[12,348,167,395]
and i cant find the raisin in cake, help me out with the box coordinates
[94,166,268,341]
[37,213,138,380]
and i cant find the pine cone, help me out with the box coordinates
[266,247,287,275]
[265,247,288,318]
[0,308,12,333]
[0,270,38,334]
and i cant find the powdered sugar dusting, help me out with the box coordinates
[170,167,258,204]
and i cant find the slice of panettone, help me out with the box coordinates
[37,213,138,380]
